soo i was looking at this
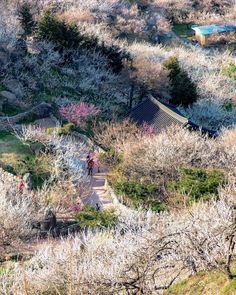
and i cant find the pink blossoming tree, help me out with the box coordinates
[59,102,100,127]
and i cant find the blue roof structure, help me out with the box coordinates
[192,23,236,36]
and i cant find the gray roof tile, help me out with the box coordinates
[127,96,188,132]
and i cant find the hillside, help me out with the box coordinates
[0,1,236,294]
[165,267,236,295]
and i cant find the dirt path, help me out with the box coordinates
[85,170,114,210]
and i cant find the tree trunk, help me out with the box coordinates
[129,82,134,110]
[225,234,235,279]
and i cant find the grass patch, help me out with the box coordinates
[0,131,33,163]
[221,62,236,81]
[164,266,236,295]
[75,206,118,229]
[168,167,224,203]
[0,131,51,187]
[112,180,165,212]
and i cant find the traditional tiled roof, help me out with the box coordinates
[192,23,236,36]
[127,96,188,132]
[127,96,217,137]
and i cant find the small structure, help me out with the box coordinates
[192,23,236,46]
[127,96,216,136]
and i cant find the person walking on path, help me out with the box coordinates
[87,158,95,176]
[18,176,25,193]
[94,151,101,173]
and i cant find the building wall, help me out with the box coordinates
[195,32,206,45]
[195,30,236,46]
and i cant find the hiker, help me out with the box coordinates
[94,151,101,173]
[87,158,94,176]
[86,154,90,165]
[96,203,100,211]
[18,176,25,193]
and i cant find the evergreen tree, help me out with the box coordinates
[164,56,197,107]
[37,11,128,73]
[37,10,97,50]
[17,3,36,38]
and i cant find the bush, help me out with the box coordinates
[221,62,236,81]
[46,123,74,135]
[75,206,118,229]
[169,167,225,202]
[112,180,164,211]
[164,56,197,107]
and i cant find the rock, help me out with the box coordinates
[0,102,53,131]
[23,173,33,190]
[43,208,57,230]
[31,102,53,118]
[30,141,45,156]
[0,90,16,101]
[4,79,24,98]
[0,90,23,109]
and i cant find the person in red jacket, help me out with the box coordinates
[87,158,94,176]
[18,176,25,193]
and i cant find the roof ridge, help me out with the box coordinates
[148,95,188,124]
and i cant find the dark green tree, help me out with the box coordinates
[37,11,128,73]
[164,56,197,107]
[17,3,36,38]
[37,10,75,48]
[37,10,100,50]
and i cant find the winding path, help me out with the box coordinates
[85,170,114,210]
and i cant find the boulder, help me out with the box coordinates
[42,208,57,231]
[31,102,53,118]
[30,141,45,156]
[23,173,33,190]
[0,90,23,109]
[0,90,16,101]
[4,79,24,98]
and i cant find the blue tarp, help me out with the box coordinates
[192,23,236,36]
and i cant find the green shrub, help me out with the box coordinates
[221,62,236,81]
[19,113,38,124]
[169,167,224,202]
[75,206,118,229]
[222,101,236,112]
[37,11,128,73]
[37,10,94,50]
[164,56,198,107]
[149,201,166,212]
[112,180,165,212]
[113,181,157,199]
[2,102,23,116]
[46,123,74,135]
